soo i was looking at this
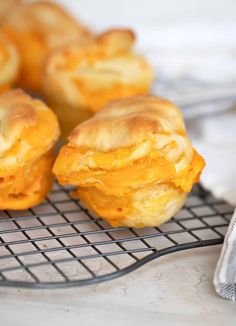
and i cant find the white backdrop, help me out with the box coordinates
[56,0,236,81]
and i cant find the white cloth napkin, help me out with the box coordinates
[197,109,236,301]
[214,210,236,301]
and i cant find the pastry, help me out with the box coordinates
[53,95,205,228]
[0,89,60,209]
[0,0,20,20]
[1,0,91,93]
[43,29,154,137]
[0,32,19,94]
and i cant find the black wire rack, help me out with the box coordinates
[0,183,233,289]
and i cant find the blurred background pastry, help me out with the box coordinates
[0,0,91,93]
[0,32,19,94]
[53,95,205,228]
[0,89,60,209]
[43,29,154,137]
[0,0,21,20]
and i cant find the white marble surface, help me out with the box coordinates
[0,246,236,326]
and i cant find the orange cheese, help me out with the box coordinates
[73,78,150,112]
[54,143,205,197]
[0,152,54,209]
[173,149,205,192]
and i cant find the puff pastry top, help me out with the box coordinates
[69,96,186,151]
[0,89,60,174]
[43,29,154,111]
[54,96,205,197]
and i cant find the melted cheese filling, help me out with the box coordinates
[54,140,205,227]
[55,142,205,194]
[46,42,154,112]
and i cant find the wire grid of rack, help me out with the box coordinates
[0,183,233,288]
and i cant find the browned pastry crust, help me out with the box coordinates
[43,28,154,137]
[53,95,205,228]
[1,0,91,92]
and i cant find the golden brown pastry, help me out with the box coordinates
[0,32,19,94]
[0,89,60,209]
[43,29,154,137]
[53,95,205,228]
[0,0,21,20]
[1,0,91,93]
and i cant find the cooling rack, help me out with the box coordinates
[0,183,233,288]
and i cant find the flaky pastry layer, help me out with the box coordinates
[0,89,60,209]
[53,95,205,227]
[43,29,154,115]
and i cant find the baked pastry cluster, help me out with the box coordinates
[0,1,154,138]
[53,95,205,228]
[1,0,90,92]
[0,89,60,209]
[0,1,205,227]
[0,32,19,94]
[43,29,154,136]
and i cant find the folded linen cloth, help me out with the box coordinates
[184,96,236,301]
[214,210,236,301]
